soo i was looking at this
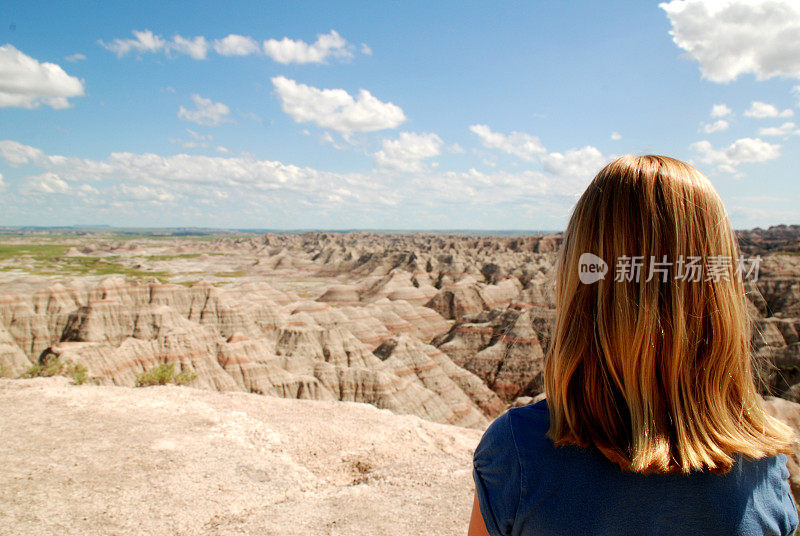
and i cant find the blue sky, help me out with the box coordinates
[1,0,800,230]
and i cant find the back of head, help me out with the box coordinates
[544,154,794,474]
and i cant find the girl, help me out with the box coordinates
[468,155,798,536]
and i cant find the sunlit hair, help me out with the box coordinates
[544,154,795,474]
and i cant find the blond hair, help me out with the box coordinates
[544,154,794,474]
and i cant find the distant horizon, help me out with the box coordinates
[1,224,798,236]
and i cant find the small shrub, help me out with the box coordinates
[71,363,88,385]
[21,354,88,385]
[174,369,198,386]
[136,362,175,387]
[136,362,197,387]
[22,363,43,378]
[23,353,61,378]
[41,353,65,376]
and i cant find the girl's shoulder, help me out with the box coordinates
[473,398,799,536]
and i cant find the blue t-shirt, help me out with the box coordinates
[473,400,798,536]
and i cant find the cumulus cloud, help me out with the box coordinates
[170,35,209,60]
[541,146,608,180]
[711,104,732,117]
[0,139,613,224]
[744,101,794,118]
[271,76,406,133]
[101,31,209,60]
[375,132,443,172]
[118,183,176,202]
[702,120,730,133]
[660,0,800,82]
[101,29,359,64]
[213,34,259,56]
[65,53,86,62]
[469,124,546,161]
[23,172,70,194]
[758,121,800,136]
[178,94,231,126]
[263,30,351,64]
[99,29,166,57]
[0,45,85,109]
[690,137,781,174]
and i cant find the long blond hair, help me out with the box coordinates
[544,154,794,474]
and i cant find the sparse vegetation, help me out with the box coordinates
[0,248,173,281]
[174,369,198,386]
[0,363,13,378]
[135,362,197,387]
[71,363,88,385]
[146,254,202,261]
[0,243,72,261]
[22,353,89,385]
[214,271,245,278]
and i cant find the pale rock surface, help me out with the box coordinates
[0,377,482,536]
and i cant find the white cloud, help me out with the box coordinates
[690,137,781,174]
[65,53,86,62]
[448,143,466,154]
[100,31,210,60]
[23,172,70,194]
[99,29,166,57]
[744,101,794,118]
[118,183,176,202]
[186,128,212,141]
[0,172,4,189]
[0,139,615,221]
[702,119,730,133]
[758,121,800,136]
[469,124,546,161]
[170,35,209,60]
[541,146,609,180]
[169,129,212,149]
[78,183,98,195]
[611,132,622,141]
[361,43,373,56]
[319,131,346,150]
[178,94,231,126]
[375,132,443,172]
[263,30,351,64]
[271,76,405,133]
[660,0,800,82]
[0,140,45,165]
[212,34,259,56]
[101,29,356,64]
[0,45,84,109]
[711,104,732,117]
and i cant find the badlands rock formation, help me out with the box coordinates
[3,226,800,410]
[0,377,481,536]
[0,276,494,428]
[0,226,800,408]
